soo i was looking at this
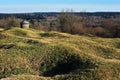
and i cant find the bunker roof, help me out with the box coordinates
[22,20,29,24]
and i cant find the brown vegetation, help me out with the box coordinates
[58,11,120,38]
[0,16,21,29]
[0,12,120,38]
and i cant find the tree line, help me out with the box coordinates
[0,12,120,38]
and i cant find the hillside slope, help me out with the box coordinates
[0,28,120,80]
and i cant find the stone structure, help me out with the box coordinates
[20,20,30,28]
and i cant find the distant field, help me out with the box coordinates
[0,28,120,80]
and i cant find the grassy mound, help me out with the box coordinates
[40,32,70,38]
[39,46,98,77]
[0,28,120,80]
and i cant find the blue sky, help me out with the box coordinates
[0,0,120,13]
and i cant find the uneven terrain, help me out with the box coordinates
[0,28,120,80]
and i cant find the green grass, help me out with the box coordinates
[1,75,52,80]
[0,27,120,80]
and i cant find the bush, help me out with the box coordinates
[58,10,81,34]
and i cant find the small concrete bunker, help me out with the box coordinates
[20,20,30,28]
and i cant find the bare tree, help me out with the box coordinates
[58,9,81,34]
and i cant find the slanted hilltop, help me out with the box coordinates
[0,28,120,80]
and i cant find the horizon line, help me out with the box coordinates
[1,11,120,14]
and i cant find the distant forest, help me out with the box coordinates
[0,12,120,19]
[0,12,120,38]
